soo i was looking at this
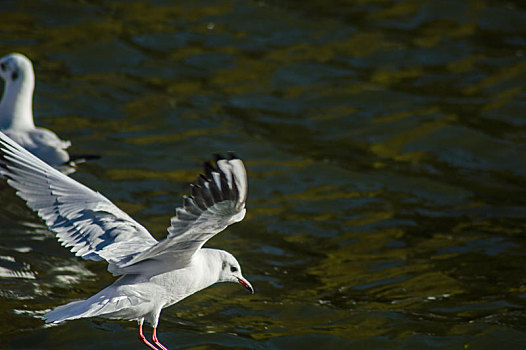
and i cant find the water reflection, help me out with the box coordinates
[1,0,526,349]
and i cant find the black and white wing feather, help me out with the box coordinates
[0,131,248,278]
[111,153,247,276]
[0,132,157,270]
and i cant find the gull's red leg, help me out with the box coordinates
[138,323,159,350]
[152,327,169,350]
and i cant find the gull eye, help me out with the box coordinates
[230,266,238,273]
[11,71,18,81]
[0,63,5,71]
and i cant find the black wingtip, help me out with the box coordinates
[203,161,215,178]
[197,174,207,187]
[68,153,101,163]
[214,152,241,163]
[190,186,208,211]
[214,153,226,163]
[227,152,239,160]
[183,196,202,216]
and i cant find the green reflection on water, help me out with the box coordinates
[1,0,526,349]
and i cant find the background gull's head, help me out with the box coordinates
[0,53,34,87]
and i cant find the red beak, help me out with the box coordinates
[237,277,254,294]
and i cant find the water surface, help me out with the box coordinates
[1,0,525,349]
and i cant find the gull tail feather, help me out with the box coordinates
[44,299,93,323]
[44,283,151,324]
[44,293,119,323]
[67,153,101,164]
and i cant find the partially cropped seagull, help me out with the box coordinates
[0,53,90,173]
[0,131,253,350]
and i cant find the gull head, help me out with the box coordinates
[0,53,34,87]
[0,53,36,129]
[217,250,254,294]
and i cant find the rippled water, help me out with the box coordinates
[1,0,526,349]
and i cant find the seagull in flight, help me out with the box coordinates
[0,131,253,350]
[0,53,97,174]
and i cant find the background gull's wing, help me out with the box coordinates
[0,132,158,272]
[110,153,247,276]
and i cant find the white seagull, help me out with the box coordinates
[0,131,253,350]
[0,53,92,173]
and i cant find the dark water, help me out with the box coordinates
[1,0,525,349]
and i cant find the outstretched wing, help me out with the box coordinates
[0,132,158,270]
[110,153,247,276]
